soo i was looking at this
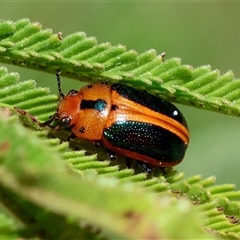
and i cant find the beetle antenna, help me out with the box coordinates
[56,72,65,98]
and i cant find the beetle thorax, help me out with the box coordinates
[57,84,112,141]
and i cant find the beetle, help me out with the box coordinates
[41,73,189,173]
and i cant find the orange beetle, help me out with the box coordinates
[42,73,189,173]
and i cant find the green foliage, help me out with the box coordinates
[0,18,240,239]
[1,19,240,117]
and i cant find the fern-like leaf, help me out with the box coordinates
[0,110,213,239]
[0,19,240,116]
[1,19,240,239]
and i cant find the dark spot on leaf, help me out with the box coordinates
[216,206,224,212]
[0,141,10,159]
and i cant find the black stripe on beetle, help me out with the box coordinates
[111,84,187,126]
[80,99,107,112]
[103,120,187,162]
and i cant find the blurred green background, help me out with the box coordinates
[1,2,240,188]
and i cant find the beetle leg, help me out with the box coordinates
[125,158,132,169]
[137,161,153,174]
[67,132,76,141]
[93,141,101,148]
[105,148,117,161]
[160,167,166,174]
[39,113,59,128]
[14,107,57,130]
